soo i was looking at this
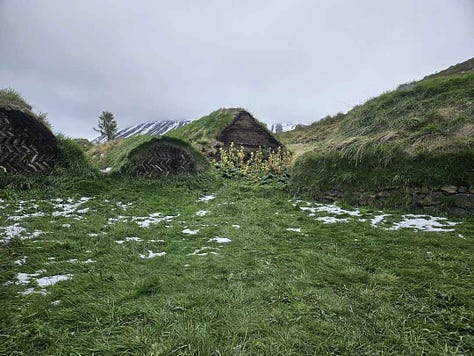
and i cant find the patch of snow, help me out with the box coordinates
[286,228,301,233]
[51,300,61,306]
[62,224,71,228]
[88,233,99,237]
[388,215,457,232]
[299,204,360,216]
[232,224,240,229]
[188,247,218,256]
[15,270,46,285]
[371,214,391,227]
[316,216,350,224]
[182,228,199,235]
[197,195,215,202]
[20,288,49,296]
[139,250,166,259]
[116,236,142,244]
[195,210,208,216]
[8,211,46,221]
[101,167,112,173]
[1,224,43,243]
[458,234,465,239]
[14,256,27,266]
[36,274,72,288]
[208,237,231,243]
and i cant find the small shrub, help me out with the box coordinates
[213,143,292,183]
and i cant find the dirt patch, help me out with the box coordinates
[0,107,57,174]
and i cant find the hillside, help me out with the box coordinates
[281,57,474,154]
[288,57,474,214]
[166,108,283,156]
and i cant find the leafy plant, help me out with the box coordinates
[214,143,292,183]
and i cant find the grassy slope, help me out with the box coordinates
[166,108,280,155]
[287,59,474,197]
[166,108,239,144]
[87,135,210,174]
[0,177,473,354]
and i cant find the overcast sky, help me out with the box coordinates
[1,0,473,139]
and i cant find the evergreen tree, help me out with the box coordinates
[94,111,118,141]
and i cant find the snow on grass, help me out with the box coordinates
[208,237,231,243]
[370,214,391,227]
[388,215,457,232]
[182,228,199,235]
[51,197,93,220]
[286,228,301,233]
[139,250,166,259]
[188,247,218,256]
[232,224,240,229]
[8,211,46,221]
[195,210,208,216]
[316,217,350,224]
[20,288,48,296]
[197,195,215,202]
[14,256,27,266]
[115,237,143,244]
[298,203,360,217]
[108,213,177,228]
[4,270,46,285]
[296,200,459,232]
[0,224,44,243]
[36,274,72,288]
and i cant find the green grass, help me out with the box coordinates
[1,176,473,354]
[166,108,239,144]
[287,69,474,205]
[166,108,277,155]
[88,135,210,175]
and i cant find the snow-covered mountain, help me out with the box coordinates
[270,123,298,133]
[93,120,190,143]
[94,119,297,143]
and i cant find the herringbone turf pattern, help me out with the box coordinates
[132,143,196,177]
[0,108,57,174]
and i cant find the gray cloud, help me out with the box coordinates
[1,0,473,139]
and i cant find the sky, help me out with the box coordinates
[0,0,473,139]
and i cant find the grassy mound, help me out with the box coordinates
[289,58,474,211]
[0,88,50,127]
[89,135,210,177]
[167,108,280,155]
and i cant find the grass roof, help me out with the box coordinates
[89,135,210,175]
[167,108,277,144]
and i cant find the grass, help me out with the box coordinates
[285,69,474,204]
[87,135,210,175]
[1,176,473,354]
[166,108,278,155]
[0,88,51,127]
